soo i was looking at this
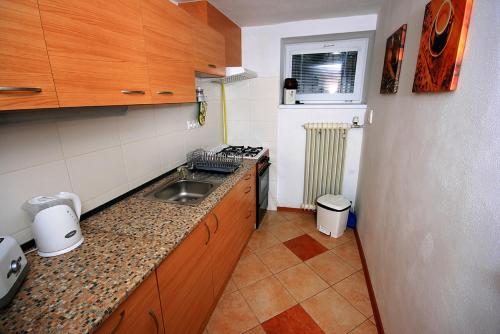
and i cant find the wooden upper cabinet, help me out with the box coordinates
[191,20,226,77]
[140,0,196,104]
[180,0,241,67]
[95,273,164,334]
[37,0,151,107]
[157,220,214,334]
[0,0,59,111]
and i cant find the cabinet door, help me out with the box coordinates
[211,171,255,298]
[38,0,151,107]
[157,221,214,334]
[0,0,58,111]
[141,0,196,104]
[95,273,164,334]
[192,20,226,77]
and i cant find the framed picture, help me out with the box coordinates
[413,0,473,92]
[380,24,407,94]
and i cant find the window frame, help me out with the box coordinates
[285,38,369,103]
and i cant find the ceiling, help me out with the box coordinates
[177,0,383,27]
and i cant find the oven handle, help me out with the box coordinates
[258,162,271,176]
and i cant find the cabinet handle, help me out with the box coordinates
[244,174,252,180]
[148,310,160,334]
[245,210,252,219]
[244,187,251,194]
[212,212,219,233]
[110,310,125,334]
[157,91,174,95]
[0,87,42,92]
[204,223,211,245]
[208,64,217,68]
[121,90,145,94]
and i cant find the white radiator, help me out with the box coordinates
[302,123,350,210]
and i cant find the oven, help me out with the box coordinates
[256,153,271,229]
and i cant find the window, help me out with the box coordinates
[285,38,369,103]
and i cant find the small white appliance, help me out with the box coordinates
[0,236,28,308]
[316,194,351,238]
[25,192,84,257]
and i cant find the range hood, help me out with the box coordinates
[200,67,257,84]
[220,67,257,84]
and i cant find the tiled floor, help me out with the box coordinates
[205,211,378,334]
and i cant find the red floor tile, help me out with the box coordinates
[283,234,328,261]
[261,304,324,334]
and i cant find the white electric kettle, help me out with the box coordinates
[24,192,84,257]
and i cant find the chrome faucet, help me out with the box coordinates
[177,166,189,180]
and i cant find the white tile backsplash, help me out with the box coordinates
[1,80,223,244]
[122,137,162,186]
[66,146,128,202]
[118,106,157,144]
[0,122,63,174]
[226,99,251,122]
[57,115,120,158]
[225,77,280,210]
[0,160,72,236]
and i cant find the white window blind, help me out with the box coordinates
[285,38,368,103]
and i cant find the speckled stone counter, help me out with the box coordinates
[0,161,256,334]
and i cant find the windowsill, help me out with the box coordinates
[279,104,367,109]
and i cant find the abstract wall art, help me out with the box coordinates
[380,24,407,94]
[412,0,473,92]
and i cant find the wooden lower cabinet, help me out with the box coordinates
[97,168,256,334]
[95,273,164,334]
[157,219,214,334]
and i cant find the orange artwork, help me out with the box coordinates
[380,24,407,94]
[412,0,473,92]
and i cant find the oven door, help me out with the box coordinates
[257,164,270,228]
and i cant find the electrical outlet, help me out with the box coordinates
[186,120,201,130]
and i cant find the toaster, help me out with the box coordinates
[0,236,29,308]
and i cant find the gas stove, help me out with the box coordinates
[215,145,266,160]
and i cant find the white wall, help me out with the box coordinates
[225,77,280,209]
[234,15,377,209]
[242,14,378,77]
[277,106,365,208]
[357,0,500,333]
[0,81,223,244]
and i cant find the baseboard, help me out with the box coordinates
[277,206,316,214]
[354,230,385,334]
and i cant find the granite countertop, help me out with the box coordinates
[0,161,256,334]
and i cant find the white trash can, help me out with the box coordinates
[316,194,351,238]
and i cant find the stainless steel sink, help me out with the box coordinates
[145,179,219,205]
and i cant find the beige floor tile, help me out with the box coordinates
[240,276,296,323]
[331,241,363,270]
[244,325,266,334]
[203,329,209,334]
[241,246,253,258]
[368,316,376,325]
[291,217,318,234]
[280,211,315,222]
[222,279,238,296]
[276,263,329,302]
[247,230,281,252]
[261,211,287,227]
[206,291,259,334]
[349,320,378,334]
[300,288,365,334]
[306,250,357,285]
[344,228,355,240]
[268,221,305,242]
[255,243,302,274]
[307,230,352,249]
[334,271,373,317]
[232,254,272,289]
